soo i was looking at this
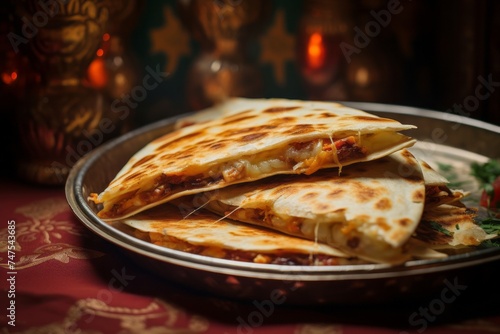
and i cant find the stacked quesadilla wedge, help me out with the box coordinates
[122,203,365,265]
[414,205,495,250]
[89,98,416,220]
[195,150,436,264]
[195,150,493,264]
[413,160,497,249]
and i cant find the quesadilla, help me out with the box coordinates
[199,149,427,264]
[414,205,496,249]
[121,204,362,266]
[90,98,416,220]
[414,159,496,248]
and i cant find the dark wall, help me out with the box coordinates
[128,0,500,126]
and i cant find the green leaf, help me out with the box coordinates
[437,163,467,188]
[428,221,452,236]
[477,217,500,234]
[470,159,500,187]
[476,216,500,247]
[437,163,453,172]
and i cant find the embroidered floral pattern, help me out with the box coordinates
[0,197,104,269]
[13,298,209,334]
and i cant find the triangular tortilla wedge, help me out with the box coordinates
[90,98,416,220]
[414,159,496,248]
[121,204,362,266]
[121,202,446,265]
[414,205,496,249]
[199,149,426,264]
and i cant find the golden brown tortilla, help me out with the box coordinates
[90,98,416,220]
[200,150,427,264]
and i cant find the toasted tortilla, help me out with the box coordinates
[90,98,416,220]
[200,149,426,264]
[414,205,495,249]
[417,158,466,208]
[121,204,361,266]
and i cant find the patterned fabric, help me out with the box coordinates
[1,179,500,333]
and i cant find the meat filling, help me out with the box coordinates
[143,231,352,265]
[101,136,366,218]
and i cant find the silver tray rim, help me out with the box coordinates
[65,101,500,282]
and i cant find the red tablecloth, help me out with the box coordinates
[2,177,500,334]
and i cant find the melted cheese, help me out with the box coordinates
[95,136,367,219]
[214,137,361,183]
[214,202,411,263]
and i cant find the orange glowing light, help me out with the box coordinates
[2,71,18,85]
[102,33,110,42]
[355,67,369,87]
[87,58,107,88]
[96,48,104,57]
[307,33,326,69]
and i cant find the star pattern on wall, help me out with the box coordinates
[259,9,296,86]
[150,6,190,75]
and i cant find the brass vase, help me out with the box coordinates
[12,0,130,185]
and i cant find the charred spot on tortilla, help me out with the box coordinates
[420,160,434,171]
[155,141,173,151]
[262,106,301,113]
[310,112,337,119]
[219,125,278,137]
[438,215,465,227]
[315,203,331,211]
[412,189,425,202]
[401,150,419,166]
[209,142,226,150]
[270,185,298,197]
[327,189,345,198]
[404,175,424,183]
[376,218,390,231]
[157,131,204,150]
[132,155,155,168]
[300,111,339,119]
[241,133,268,142]
[302,192,318,200]
[285,124,317,135]
[353,183,384,202]
[221,114,257,126]
[375,197,392,210]
[270,116,297,124]
[176,154,193,160]
[398,218,411,227]
[123,171,143,183]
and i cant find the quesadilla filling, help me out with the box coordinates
[93,136,368,219]
[133,229,358,266]
[424,185,464,207]
[205,201,411,264]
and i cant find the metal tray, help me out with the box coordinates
[65,102,500,305]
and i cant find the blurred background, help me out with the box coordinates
[1,0,499,184]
